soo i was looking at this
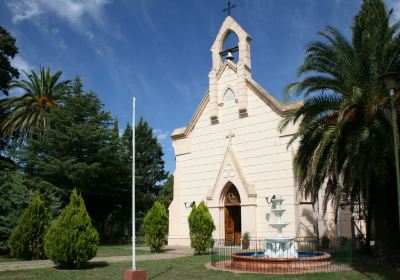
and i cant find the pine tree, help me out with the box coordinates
[8,191,50,259]
[157,175,173,209]
[143,202,168,252]
[121,119,168,234]
[188,201,215,255]
[0,172,31,254]
[17,78,125,240]
[45,189,99,268]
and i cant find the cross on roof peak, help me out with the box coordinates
[223,0,236,16]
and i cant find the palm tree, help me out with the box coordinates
[0,67,70,139]
[280,0,400,254]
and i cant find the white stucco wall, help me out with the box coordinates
[168,65,301,245]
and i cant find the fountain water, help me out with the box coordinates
[264,195,297,258]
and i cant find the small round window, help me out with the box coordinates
[224,88,235,102]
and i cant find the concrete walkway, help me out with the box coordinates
[0,246,193,272]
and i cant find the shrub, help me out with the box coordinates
[143,202,168,252]
[45,189,99,268]
[8,191,50,259]
[320,235,331,249]
[188,201,215,255]
[242,232,250,242]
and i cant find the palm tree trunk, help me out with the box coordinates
[372,178,400,262]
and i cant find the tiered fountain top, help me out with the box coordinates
[268,195,292,242]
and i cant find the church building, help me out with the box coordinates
[168,16,351,246]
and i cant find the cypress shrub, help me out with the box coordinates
[188,201,215,255]
[143,202,168,252]
[45,189,99,268]
[8,191,50,259]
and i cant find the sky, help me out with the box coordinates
[1,0,399,173]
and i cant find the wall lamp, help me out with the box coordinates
[184,201,196,209]
[265,195,276,204]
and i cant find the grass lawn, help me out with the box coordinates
[95,244,147,257]
[0,256,24,263]
[0,255,399,280]
[0,244,146,263]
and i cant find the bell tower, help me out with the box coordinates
[208,16,252,124]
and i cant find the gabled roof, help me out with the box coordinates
[171,79,303,140]
[206,144,256,200]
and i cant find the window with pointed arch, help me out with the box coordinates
[224,88,235,103]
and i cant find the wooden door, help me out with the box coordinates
[224,207,234,245]
[232,206,242,245]
[224,184,242,246]
[224,206,241,245]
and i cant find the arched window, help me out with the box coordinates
[224,88,235,102]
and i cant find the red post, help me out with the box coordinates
[123,269,147,280]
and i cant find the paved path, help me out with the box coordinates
[0,246,193,272]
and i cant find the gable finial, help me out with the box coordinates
[223,0,236,16]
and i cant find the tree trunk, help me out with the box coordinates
[365,188,371,252]
[371,181,400,263]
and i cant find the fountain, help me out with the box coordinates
[264,195,297,258]
[228,195,332,274]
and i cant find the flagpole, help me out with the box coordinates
[132,97,136,270]
[124,97,145,279]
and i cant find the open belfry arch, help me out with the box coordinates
[167,15,352,246]
[209,16,252,122]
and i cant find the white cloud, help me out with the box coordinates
[153,128,173,153]
[58,40,67,50]
[85,31,95,41]
[8,0,110,25]
[387,0,400,22]
[8,0,42,23]
[153,129,169,141]
[11,55,33,73]
[51,28,60,35]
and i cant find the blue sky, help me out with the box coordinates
[1,0,399,173]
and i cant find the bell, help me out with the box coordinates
[226,52,234,61]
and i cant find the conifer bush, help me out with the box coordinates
[188,201,215,255]
[8,191,50,259]
[143,201,168,252]
[44,189,99,268]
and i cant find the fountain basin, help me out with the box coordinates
[269,222,289,230]
[271,209,285,215]
[231,251,331,273]
[265,237,294,243]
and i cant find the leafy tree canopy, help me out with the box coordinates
[0,67,70,139]
[0,26,19,96]
[281,0,400,254]
[157,175,173,209]
[121,119,168,232]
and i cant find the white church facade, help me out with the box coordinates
[168,16,352,246]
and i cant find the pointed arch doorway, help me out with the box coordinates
[224,184,241,246]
